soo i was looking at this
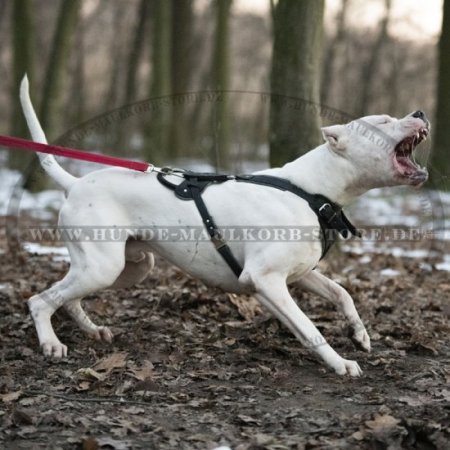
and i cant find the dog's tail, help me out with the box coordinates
[20,75,77,191]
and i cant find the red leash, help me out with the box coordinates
[0,134,155,173]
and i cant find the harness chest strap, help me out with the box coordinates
[157,171,360,278]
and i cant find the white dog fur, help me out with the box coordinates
[20,76,429,377]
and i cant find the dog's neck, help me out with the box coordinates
[264,144,367,206]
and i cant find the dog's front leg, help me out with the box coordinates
[64,299,113,343]
[297,271,371,352]
[251,273,362,376]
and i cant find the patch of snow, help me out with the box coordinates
[419,262,433,272]
[359,255,372,264]
[432,229,450,241]
[349,186,448,229]
[391,248,430,258]
[435,255,450,272]
[343,242,438,259]
[0,167,63,218]
[23,242,69,261]
[0,282,14,296]
[380,268,400,277]
[0,167,22,215]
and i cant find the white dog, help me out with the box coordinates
[20,77,429,376]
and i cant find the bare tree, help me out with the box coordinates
[211,0,232,170]
[270,0,325,167]
[9,0,33,170]
[145,0,172,162]
[69,19,85,127]
[104,2,128,113]
[124,0,151,104]
[40,0,81,140]
[170,0,194,158]
[432,0,450,181]
[321,0,349,106]
[358,0,392,116]
[0,0,7,32]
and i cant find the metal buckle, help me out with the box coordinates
[318,203,337,222]
[212,234,227,250]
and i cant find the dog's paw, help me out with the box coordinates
[41,341,68,358]
[334,358,362,377]
[91,326,113,343]
[347,325,371,352]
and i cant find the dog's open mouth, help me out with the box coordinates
[393,127,429,184]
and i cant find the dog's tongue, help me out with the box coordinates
[395,154,418,175]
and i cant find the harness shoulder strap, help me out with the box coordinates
[235,174,360,258]
[189,184,243,277]
[156,171,243,277]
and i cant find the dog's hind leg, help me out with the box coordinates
[63,246,154,340]
[248,271,362,376]
[28,242,126,357]
[112,241,155,289]
[64,299,114,342]
[297,270,371,352]
[62,242,154,341]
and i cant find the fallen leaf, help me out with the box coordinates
[236,414,260,424]
[92,352,128,375]
[227,294,262,320]
[126,360,154,381]
[76,381,92,391]
[77,367,106,381]
[365,414,402,434]
[82,437,99,450]
[1,390,22,403]
[351,431,365,441]
[122,406,145,415]
[19,396,45,406]
[398,395,430,407]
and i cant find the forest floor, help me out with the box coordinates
[0,216,449,450]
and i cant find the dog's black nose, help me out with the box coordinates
[412,110,427,121]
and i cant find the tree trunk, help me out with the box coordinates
[69,22,85,127]
[151,0,172,99]
[0,0,8,32]
[170,0,194,158]
[9,0,34,170]
[39,0,81,140]
[104,2,128,114]
[357,0,391,116]
[145,0,172,162]
[211,0,232,170]
[269,0,325,167]
[124,0,150,104]
[432,0,450,183]
[321,0,349,107]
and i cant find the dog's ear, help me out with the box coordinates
[321,125,348,152]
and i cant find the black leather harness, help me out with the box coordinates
[157,169,360,277]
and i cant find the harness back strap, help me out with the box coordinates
[235,175,361,244]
